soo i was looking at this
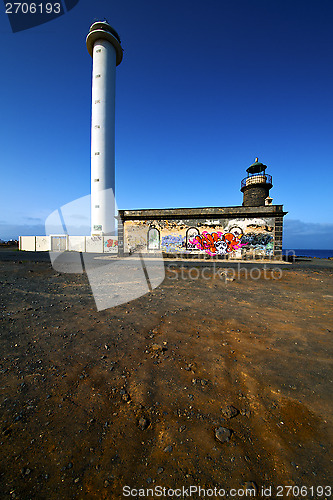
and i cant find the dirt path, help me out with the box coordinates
[0,254,332,499]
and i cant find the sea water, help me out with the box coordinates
[283,249,333,259]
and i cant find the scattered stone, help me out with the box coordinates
[163,445,173,452]
[122,393,131,403]
[104,344,110,350]
[157,467,164,474]
[215,427,232,443]
[179,425,186,433]
[221,405,239,418]
[104,480,110,487]
[184,363,195,372]
[151,344,163,351]
[138,417,150,430]
[74,477,80,484]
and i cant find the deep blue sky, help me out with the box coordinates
[0,0,332,248]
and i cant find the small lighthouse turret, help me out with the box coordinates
[240,158,273,207]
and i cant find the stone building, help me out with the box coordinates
[118,159,287,259]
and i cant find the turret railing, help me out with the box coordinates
[241,174,272,189]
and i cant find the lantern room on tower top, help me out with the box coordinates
[241,158,273,207]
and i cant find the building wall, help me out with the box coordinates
[36,236,50,251]
[68,236,86,252]
[123,216,277,258]
[19,236,118,253]
[19,236,36,251]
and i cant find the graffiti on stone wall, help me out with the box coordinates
[125,218,275,256]
[240,233,273,254]
[186,228,199,250]
[189,227,245,256]
[156,227,274,256]
[161,235,185,252]
[240,233,272,247]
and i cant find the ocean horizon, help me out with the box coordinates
[283,249,333,259]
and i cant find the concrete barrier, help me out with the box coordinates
[68,236,86,252]
[19,235,118,253]
[19,236,36,251]
[36,236,50,251]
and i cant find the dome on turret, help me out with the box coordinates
[246,158,267,175]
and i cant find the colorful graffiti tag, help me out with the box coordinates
[161,235,185,253]
[105,238,118,248]
[240,233,272,247]
[189,227,245,256]
[240,233,273,255]
[104,238,118,253]
[144,224,274,256]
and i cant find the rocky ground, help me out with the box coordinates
[0,250,332,499]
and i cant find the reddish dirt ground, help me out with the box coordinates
[0,251,332,499]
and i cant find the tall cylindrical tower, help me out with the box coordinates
[240,158,273,207]
[86,21,123,236]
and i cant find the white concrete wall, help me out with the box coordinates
[68,236,86,252]
[19,235,118,253]
[36,236,50,251]
[104,236,118,253]
[86,236,104,253]
[19,236,36,251]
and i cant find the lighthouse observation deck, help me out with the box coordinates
[86,21,123,64]
[241,173,272,189]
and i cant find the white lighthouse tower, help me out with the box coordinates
[86,21,123,236]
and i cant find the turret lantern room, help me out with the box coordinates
[241,158,273,207]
